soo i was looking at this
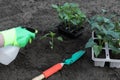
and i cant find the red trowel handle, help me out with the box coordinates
[43,63,64,78]
[32,63,64,80]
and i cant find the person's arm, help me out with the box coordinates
[0,34,4,47]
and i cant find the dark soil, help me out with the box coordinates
[95,49,106,58]
[0,0,120,80]
[109,50,120,59]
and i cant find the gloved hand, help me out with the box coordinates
[0,26,37,47]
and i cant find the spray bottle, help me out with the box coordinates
[0,46,20,65]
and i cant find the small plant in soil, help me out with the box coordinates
[40,31,63,49]
[52,3,86,38]
[85,14,120,57]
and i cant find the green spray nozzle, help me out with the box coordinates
[22,27,38,34]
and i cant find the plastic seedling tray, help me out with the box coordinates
[57,23,84,38]
[92,32,120,68]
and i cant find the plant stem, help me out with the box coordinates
[52,36,54,49]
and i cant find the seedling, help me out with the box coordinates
[40,31,63,49]
[52,3,86,30]
[85,15,120,57]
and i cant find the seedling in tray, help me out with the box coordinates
[52,3,86,38]
[85,15,120,57]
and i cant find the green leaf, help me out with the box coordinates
[108,23,115,30]
[91,22,101,30]
[64,14,70,20]
[57,36,63,41]
[109,44,120,54]
[59,13,64,20]
[49,41,53,49]
[70,3,79,7]
[79,12,86,18]
[71,19,77,25]
[93,45,102,57]
[97,35,102,39]
[101,27,107,35]
[107,31,120,39]
[64,3,69,7]
[51,46,53,49]
[49,41,53,45]
[52,4,58,9]
[103,17,110,23]
[101,9,107,13]
[110,14,116,19]
[49,31,56,37]
[40,33,49,40]
[85,38,96,48]
[96,16,103,22]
